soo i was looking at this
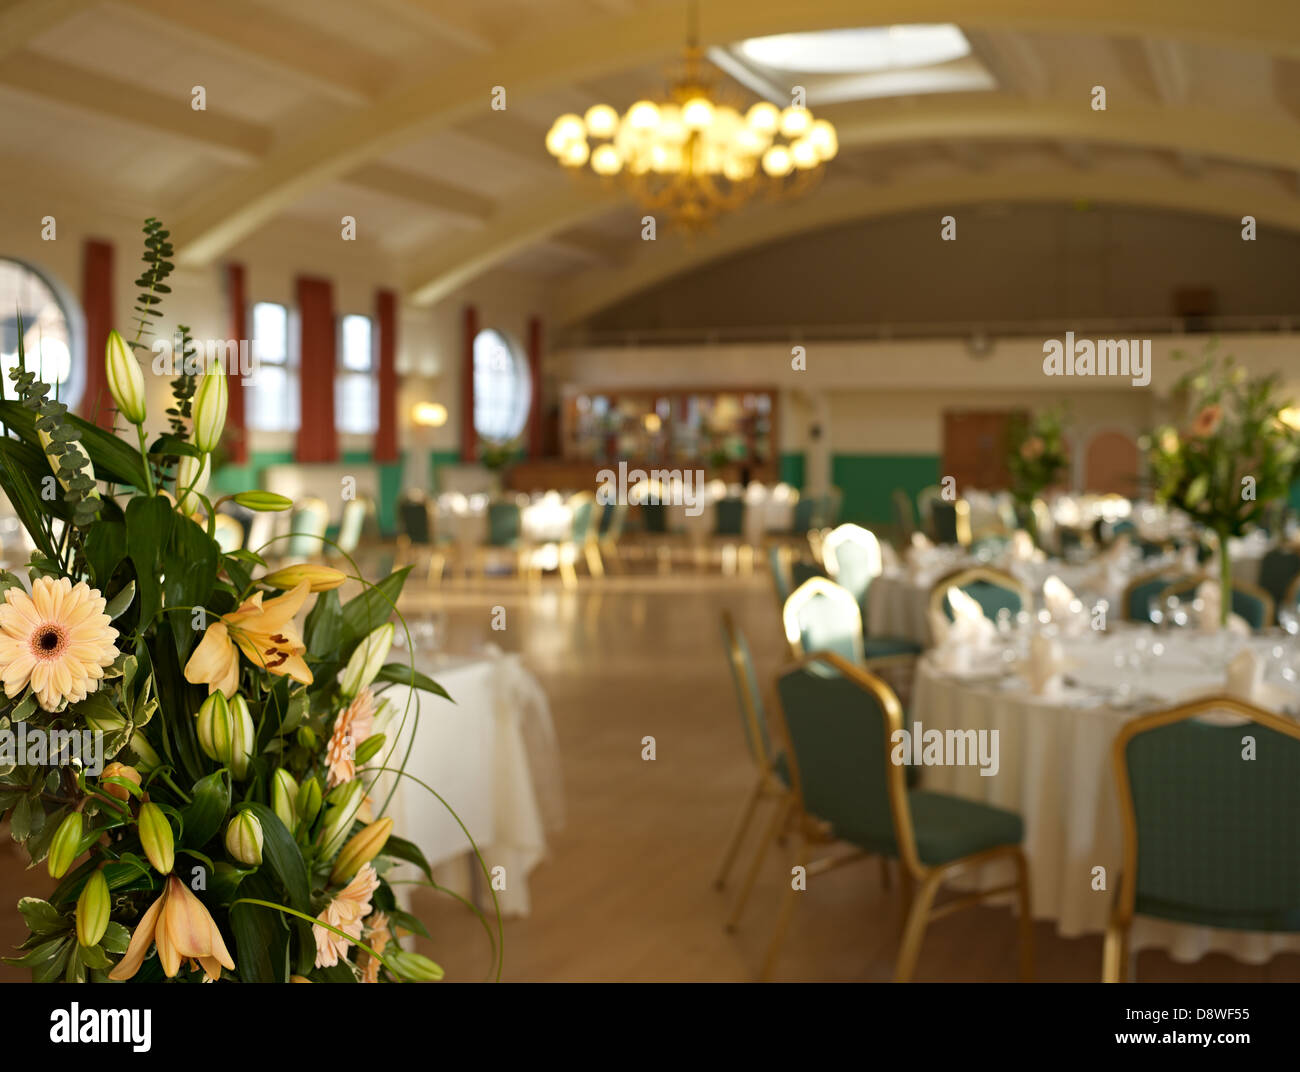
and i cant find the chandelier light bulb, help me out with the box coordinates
[682,96,715,130]
[790,137,819,170]
[626,100,661,131]
[591,143,623,175]
[761,144,793,177]
[745,101,780,134]
[779,105,812,138]
[584,104,619,139]
[547,113,585,155]
[561,139,590,167]
[809,119,838,161]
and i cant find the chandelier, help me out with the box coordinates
[544,26,837,230]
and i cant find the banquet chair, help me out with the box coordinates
[765,652,1033,982]
[396,490,447,583]
[1257,547,1300,624]
[475,499,533,581]
[929,499,972,547]
[1121,568,1189,623]
[1105,696,1300,982]
[597,500,628,572]
[891,489,917,546]
[559,491,601,588]
[782,577,864,663]
[929,567,1029,624]
[713,497,753,575]
[769,544,794,610]
[633,494,676,573]
[822,524,923,663]
[285,496,329,562]
[212,512,244,554]
[1156,575,1274,632]
[716,613,792,922]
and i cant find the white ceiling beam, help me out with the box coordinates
[1058,141,1095,169]
[344,164,495,221]
[964,29,1049,97]
[365,0,494,52]
[1140,38,1192,104]
[0,51,270,163]
[112,0,378,105]
[0,0,97,60]
[552,169,1300,324]
[171,0,1300,265]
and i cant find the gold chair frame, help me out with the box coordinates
[781,576,864,663]
[1104,695,1300,982]
[762,651,1034,982]
[716,613,792,928]
[926,566,1030,622]
[1155,573,1275,632]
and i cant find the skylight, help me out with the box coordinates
[736,25,972,75]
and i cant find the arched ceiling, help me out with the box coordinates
[7,0,1300,314]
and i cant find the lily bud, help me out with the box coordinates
[196,692,232,763]
[101,762,141,802]
[128,733,161,773]
[76,870,111,947]
[386,950,445,982]
[192,361,228,452]
[354,734,385,766]
[224,811,264,866]
[290,975,312,983]
[105,329,146,424]
[296,777,323,827]
[271,768,299,831]
[232,491,293,512]
[175,452,211,516]
[340,623,394,699]
[228,694,256,779]
[82,709,126,736]
[329,817,393,885]
[296,726,317,751]
[138,802,174,874]
[316,778,365,860]
[263,564,348,592]
[47,812,83,879]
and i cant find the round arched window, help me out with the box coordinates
[473,329,531,443]
[0,259,83,411]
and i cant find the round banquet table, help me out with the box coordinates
[910,627,1300,965]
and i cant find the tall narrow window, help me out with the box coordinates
[249,301,297,431]
[0,258,83,411]
[473,328,531,443]
[336,313,376,435]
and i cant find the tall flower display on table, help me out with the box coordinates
[0,219,491,983]
[1146,347,1300,627]
[1006,406,1070,542]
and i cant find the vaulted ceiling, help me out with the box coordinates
[6,0,1300,321]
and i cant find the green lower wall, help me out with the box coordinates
[211,449,464,537]
[779,452,806,489]
[830,453,941,526]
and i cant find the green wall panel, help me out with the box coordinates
[830,453,941,526]
[779,452,806,490]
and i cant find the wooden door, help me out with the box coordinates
[942,410,1025,492]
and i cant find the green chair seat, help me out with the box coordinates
[1134,895,1300,934]
[831,791,1021,867]
[864,635,923,658]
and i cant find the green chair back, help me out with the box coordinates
[1124,571,1181,622]
[1161,577,1271,632]
[569,496,595,542]
[1121,710,1300,931]
[336,497,369,555]
[598,500,627,538]
[790,497,817,533]
[941,579,1023,622]
[790,560,826,589]
[892,489,916,543]
[714,497,745,537]
[822,526,880,608]
[775,661,897,855]
[768,545,793,606]
[397,495,432,546]
[640,501,668,534]
[1258,548,1300,621]
[930,501,959,545]
[487,501,521,547]
[782,578,863,663]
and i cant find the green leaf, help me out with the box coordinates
[241,802,310,913]
[164,513,219,656]
[339,568,408,651]
[305,588,343,658]
[182,769,231,849]
[147,434,205,459]
[373,663,450,700]
[381,834,433,881]
[105,580,136,620]
[101,920,131,955]
[17,898,66,936]
[83,519,127,593]
[78,942,112,970]
[126,495,175,625]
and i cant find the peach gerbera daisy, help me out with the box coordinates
[1192,403,1223,438]
[360,911,391,983]
[313,864,380,968]
[325,688,376,788]
[0,577,119,711]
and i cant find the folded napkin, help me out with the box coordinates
[879,542,901,572]
[1043,575,1091,637]
[930,586,997,669]
[1018,633,1078,698]
[1225,649,1264,703]
[1195,581,1252,637]
[1009,529,1042,563]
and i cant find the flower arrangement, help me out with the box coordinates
[1146,347,1300,625]
[1006,406,1070,538]
[0,220,485,983]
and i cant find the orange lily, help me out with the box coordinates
[184,581,313,696]
[108,875,236,982]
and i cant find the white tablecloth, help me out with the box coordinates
[911,629,1300,964]
[376,647,563,918]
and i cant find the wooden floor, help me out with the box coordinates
[3,557,1298,983]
